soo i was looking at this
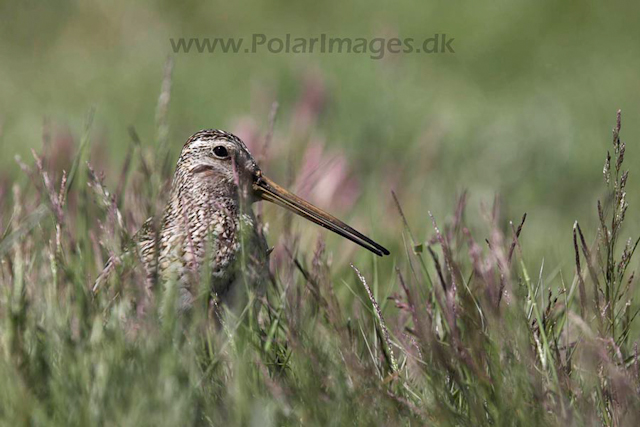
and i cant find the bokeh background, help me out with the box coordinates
[2,0,640,272]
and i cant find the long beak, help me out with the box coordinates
[253,174,390,257]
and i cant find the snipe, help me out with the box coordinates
[136,130,389,309]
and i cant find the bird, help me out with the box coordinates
[115,130,390,310]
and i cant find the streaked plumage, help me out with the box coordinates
[136,130,389,309]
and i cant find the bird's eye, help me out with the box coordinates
[213,145,229,158]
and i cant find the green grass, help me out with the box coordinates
[3,2,640,424]
[1,96,639,425]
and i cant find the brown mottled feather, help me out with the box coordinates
[137,130,269,310]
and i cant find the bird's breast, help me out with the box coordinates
[157,204,269,298]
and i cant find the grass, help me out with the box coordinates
[3,2,640,425]
[1,57,640,427]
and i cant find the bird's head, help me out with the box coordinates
[174,129,389,257]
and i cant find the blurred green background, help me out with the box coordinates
[2,0,640,269]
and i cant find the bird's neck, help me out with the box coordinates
[159,178,244,272]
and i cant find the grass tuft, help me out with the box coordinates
[1,103,639,425]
